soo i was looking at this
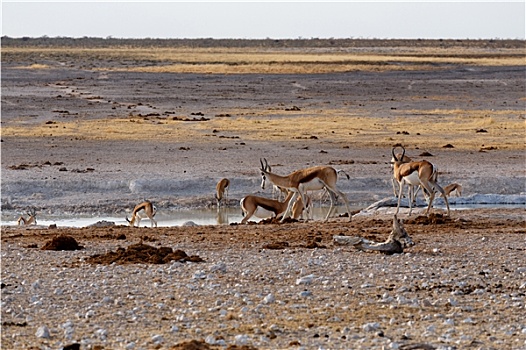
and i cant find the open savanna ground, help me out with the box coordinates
[1,38,525,350]
[2,109,524,151]
[2,38,524,74]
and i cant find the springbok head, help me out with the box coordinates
[259,158,271,190]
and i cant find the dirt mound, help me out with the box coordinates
[406,213,450,225]
[168,340,258,350]
[259,217,299,225]
[86,243,204,265]
[169,340,212,350]
[41,235,83,251]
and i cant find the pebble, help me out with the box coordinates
[2,226,524,349]
[296,274,315,285]
[35,325,50,338]
[263,293,275,304]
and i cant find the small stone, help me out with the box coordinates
[263,293,275,304]
[35,325,50,338]
[362,322,381,332]
[421,299,433,307]
[235,334,249,345]
[205,335,217,344]
[151,334,164,344]
[193,270,207,279]
[444,318,455,326]
[296,274,315,285]
[299,290,312,298]
[95,328,108,340]
[209,262,227,273]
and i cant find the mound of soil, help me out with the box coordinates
[41,235,83,251]
[86,243,204,265]
[169,339,258,350]
[406,213,449,225]
[169,340,212,350]
[259,217,298,225]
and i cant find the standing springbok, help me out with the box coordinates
[215,178,230,208]
[126,200,157,227]
[392,146,450,216]
[259,158,352,222]
[240,190,311,224]
[390,152,439,204]
[17,208,37,226]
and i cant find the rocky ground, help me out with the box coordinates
[1,209,525,350]
[1,40,525,349]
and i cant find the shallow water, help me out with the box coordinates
[0,206,353,228]
[2,203,522,228]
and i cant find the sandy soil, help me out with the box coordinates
[1,41,525,349]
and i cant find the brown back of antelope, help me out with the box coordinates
[259,158,352,222]
[392,146,450,216]
[127,201,157,227]
[240,191,295,224]
[215,178,230,207]
[443,183,463,197]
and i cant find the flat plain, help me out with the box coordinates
[1,38,525,350]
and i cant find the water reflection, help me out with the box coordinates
[0,206,352,228]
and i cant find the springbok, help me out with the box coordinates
[215,178,230,208]
[292,193,313,220]
[259,158,352,222]
[390,152,438,204]
[443,183,463,197]
[392,146,450,216]
[126,200,157,227]
[240,191,311,224]
[17,208,37,226]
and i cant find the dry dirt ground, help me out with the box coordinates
[1,40,525,349]
[1,209,525,350]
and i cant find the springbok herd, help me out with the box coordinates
[17,146,462,227]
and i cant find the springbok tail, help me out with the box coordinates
[336,169,350,180]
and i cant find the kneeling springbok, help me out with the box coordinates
[126,200,157,227]
[215,178,230,208]
[392,146,450,216]
[259,158,352,222]
[240,191,311,224]
[17,208,37,226]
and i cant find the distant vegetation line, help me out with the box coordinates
[1,36,523,49]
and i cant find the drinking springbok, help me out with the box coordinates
[215,178,230,208]
[126,200,157,227]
